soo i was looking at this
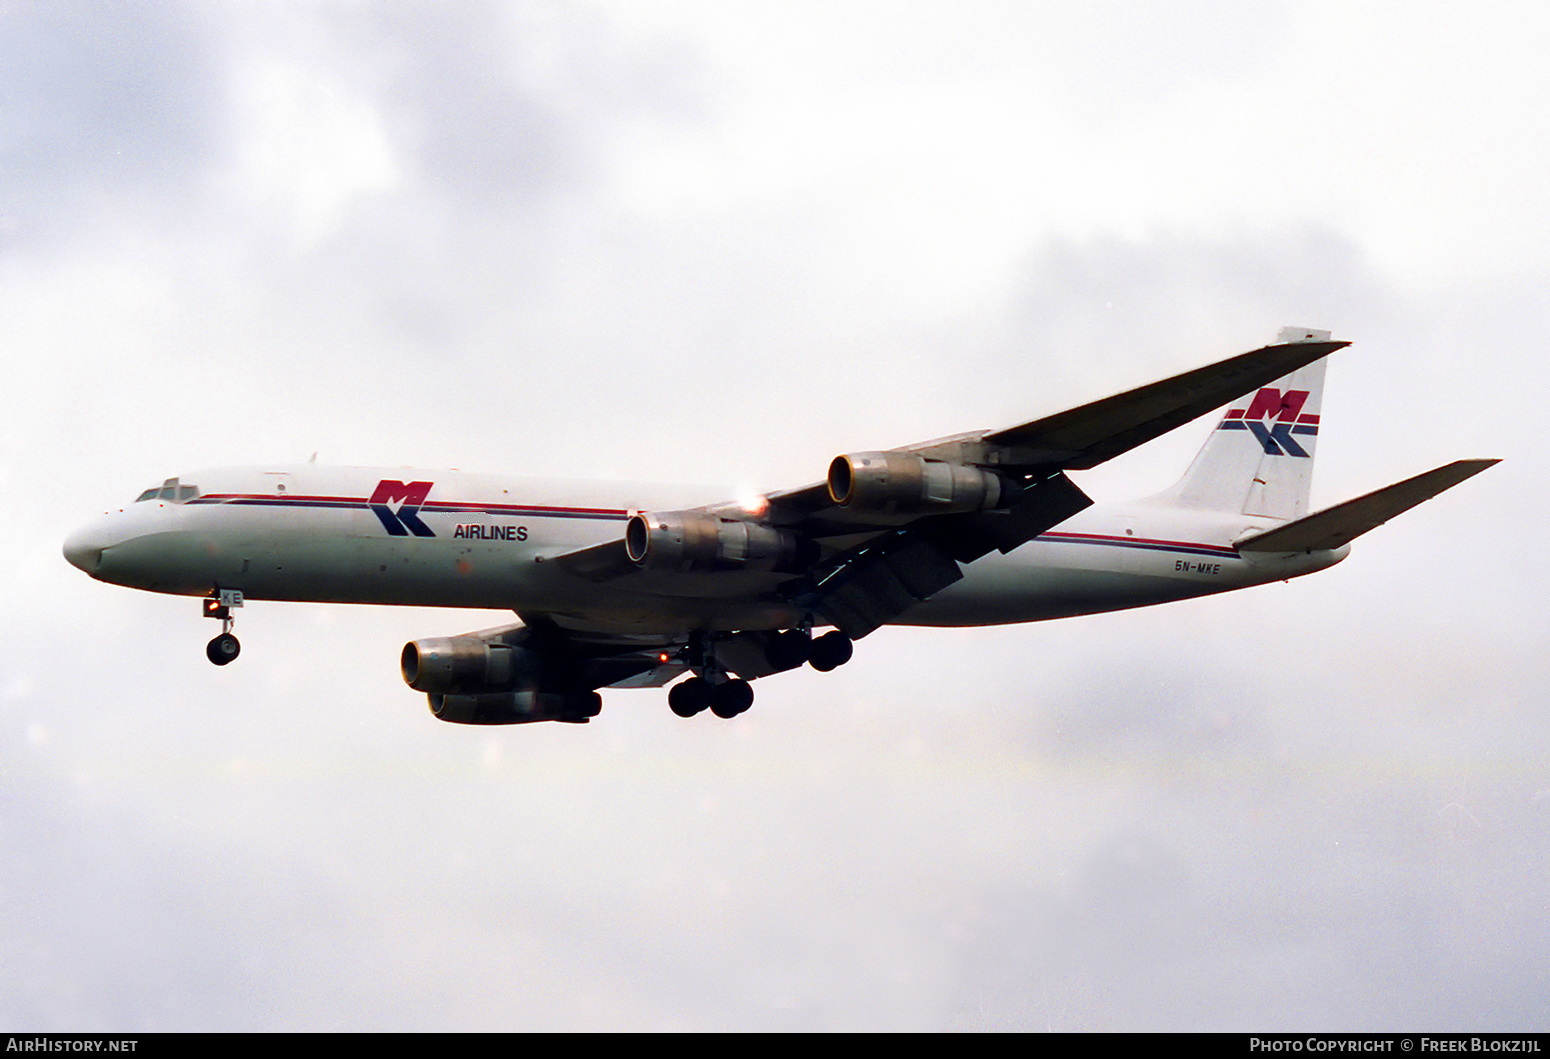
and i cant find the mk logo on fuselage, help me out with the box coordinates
[1218,387,1318,457]
[370,480,435,537]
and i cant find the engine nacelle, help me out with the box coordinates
[626,511,804,572]
[429,690,603,725]
[401,636,536,695]
[827,452,1003,514]
[403,630,609,725]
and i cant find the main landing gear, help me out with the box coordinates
[202,589,244,665]
[668,675,753,719]
[666,628,854,720]
[806,630,854,672]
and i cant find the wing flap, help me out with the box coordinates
[809,531,965,639]
[1236,459,1499,553]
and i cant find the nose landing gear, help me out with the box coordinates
[203,590,243,665]
[206,632,240,665]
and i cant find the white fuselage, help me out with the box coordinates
[64,465,1347,633]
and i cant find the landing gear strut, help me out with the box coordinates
[667,626,856,720]
[763,627,854,673]
[203,589,243,665]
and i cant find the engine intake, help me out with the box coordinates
[827,452,1003,514]
[401,637,535,695]
[626,512,804,572]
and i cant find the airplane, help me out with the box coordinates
[63,328,1496,725]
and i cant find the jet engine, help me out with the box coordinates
[402,634,601,724]
[626,512,805,572]
[401,636,536,696]
[827,452,1004,515]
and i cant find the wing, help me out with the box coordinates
[555,335,1348,638]
[978,337,1350,469]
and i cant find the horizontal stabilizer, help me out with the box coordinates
[1236,459,1499,553]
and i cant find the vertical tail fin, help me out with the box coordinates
[1148,328,1331,520]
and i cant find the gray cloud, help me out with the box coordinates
[0,2,224,241]
[5,1,1541,1032]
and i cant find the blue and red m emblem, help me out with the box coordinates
[370,480,435,537]
[1218,388,1318,457]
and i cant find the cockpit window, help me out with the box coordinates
[135,477,200,503]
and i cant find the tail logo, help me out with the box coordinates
[1218,388,1318,457]
[370,480,435,537]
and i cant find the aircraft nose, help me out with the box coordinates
[63,525,106,575]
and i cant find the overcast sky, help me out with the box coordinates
[4,0,1545,1031]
